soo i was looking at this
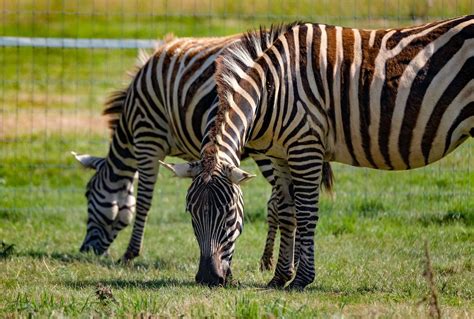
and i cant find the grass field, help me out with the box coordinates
[2,0,474,38]
[1,133,473,317]
[1,1,474,317]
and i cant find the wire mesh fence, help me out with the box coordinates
[1,0,473,223]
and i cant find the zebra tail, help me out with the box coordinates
[321,162,335,196]
[102,89,129,134]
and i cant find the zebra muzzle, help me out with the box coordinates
[79,237,108,256]
[195,255,227,287]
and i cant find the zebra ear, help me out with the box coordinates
[229,167,256,185]
[71,151,105,170]
[159,160,200,178]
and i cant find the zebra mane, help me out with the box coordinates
[208,22,304,168]
[102,36,175,135]
[216,22,304,88]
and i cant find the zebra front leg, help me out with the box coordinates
[267,177,297,288]
[286,152,323,290]
[121,141,165,263]
[260,188,278,271]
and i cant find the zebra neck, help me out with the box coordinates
[200,142,241,173]
[213,67,267,167]
[101,158,135,187]
[210,96,260,168]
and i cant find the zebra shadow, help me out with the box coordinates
[62,278,196,290]
[63,278,272,290]
[17,249,174,271]
[305,283,396,294]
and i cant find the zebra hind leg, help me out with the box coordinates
[286,152,323,290]
[260,189,278,271]
[293,227,301,269]
[252,154,279,272]
[267,177,297,288]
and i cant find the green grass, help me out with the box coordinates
[2,0,474,39]
[1,133,473,317]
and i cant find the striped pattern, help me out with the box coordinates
[74,30,326,272]
[186,161,245,285]
[191,15,473,289]
[75,35,243,259]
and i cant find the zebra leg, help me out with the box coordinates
[286,149,323,290]
[267,172,297,288]
[252,154,279,272]
[121,139,166,262]
[293,227,301,268]
[260,188,278,271]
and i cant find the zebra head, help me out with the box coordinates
[160,160,254,286]
[72,152,136,256]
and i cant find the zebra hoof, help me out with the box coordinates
[286,279,310,291]
[117,256,132,265]
[118,250,139,264]
[266,276,287,289]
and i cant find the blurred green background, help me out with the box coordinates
[2,0,474,38]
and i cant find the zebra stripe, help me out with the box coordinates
[182,16,473,289]
[74,30,334,276]
[74,35,244,259]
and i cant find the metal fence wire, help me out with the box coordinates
[0,0,473,222]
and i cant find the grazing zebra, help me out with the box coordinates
[162,16,474,289]
[72,31,334,268]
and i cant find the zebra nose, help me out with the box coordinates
[80,238,106,255]
[195,256,225,287]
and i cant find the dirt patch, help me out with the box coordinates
[3,91,83,108]
[1,109,109,138]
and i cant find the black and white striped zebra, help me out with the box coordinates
[162,16,473,289]
[72,31,333,270]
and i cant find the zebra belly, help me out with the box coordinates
[331,108,474,171]
[333,78,473,170]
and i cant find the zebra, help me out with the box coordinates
[71,31,334,270]
[161,16,474,289]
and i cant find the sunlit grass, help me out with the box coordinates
[1,133,472,317]
[2,0,474,39]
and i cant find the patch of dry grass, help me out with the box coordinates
[1,109,108,138]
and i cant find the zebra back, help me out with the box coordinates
[102,41,164,135]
